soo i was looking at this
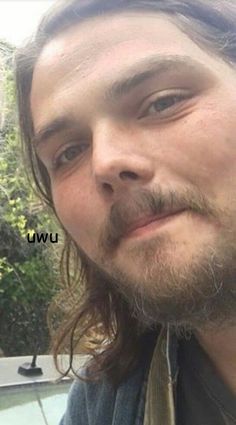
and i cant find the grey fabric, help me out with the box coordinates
[59,331,157,425]
[176,335,236,425]
[59,329,236,425]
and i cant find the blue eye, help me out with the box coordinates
[53,144,87,170]
[141,92,191,118]
[151,95,183,112]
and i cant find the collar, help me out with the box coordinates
[143,325,179,425]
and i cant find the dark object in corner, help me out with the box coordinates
[18,354,43,376]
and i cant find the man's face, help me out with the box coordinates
[31,12,236,329]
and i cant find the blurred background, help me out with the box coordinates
[0,0,61,358]
[0,1,55,46]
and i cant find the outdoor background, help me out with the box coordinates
[0,1,61,357]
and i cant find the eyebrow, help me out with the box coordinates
[104,54,207,102]
[34,54,208,148]
[34,117,74,149]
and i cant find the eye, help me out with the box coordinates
[140,90,192,119]
[53,143,88,170]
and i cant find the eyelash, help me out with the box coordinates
[52,92,191,170]
[53,143,88,170]
[140,91,192,118]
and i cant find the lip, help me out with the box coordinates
[124,209,186,238]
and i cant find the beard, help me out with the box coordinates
[97,236,236,333]
[81,186,236,333]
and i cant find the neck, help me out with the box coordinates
[194,325,236,396]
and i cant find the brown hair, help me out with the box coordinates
[15,0,236,388]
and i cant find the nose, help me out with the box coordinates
[92,120,154,196]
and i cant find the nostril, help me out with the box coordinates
[119,171,138,180]
[102,182,113,194]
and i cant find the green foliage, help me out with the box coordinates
[0,255,57,310]
[0,40,60,356]
[0,253,58,355]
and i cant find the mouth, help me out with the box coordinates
[124,209,187,239]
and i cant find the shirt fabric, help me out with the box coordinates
[176,335,236,425]
[59,327,236,425]
[59,330,157,425]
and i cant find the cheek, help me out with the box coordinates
[167,108,236,193]
[51,179,96,246]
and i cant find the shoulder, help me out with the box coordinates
[59,366,119,425]
[59,330,159,425]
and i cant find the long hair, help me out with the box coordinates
[15,0,236,388]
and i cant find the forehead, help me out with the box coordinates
[30,12,227,126]
[36,12,192,69]
[33,12,215,79]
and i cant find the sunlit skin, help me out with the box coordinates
[30,13,236,393]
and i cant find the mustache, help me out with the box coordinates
[99,186,219,251]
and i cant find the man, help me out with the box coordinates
[15,0,236,423]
